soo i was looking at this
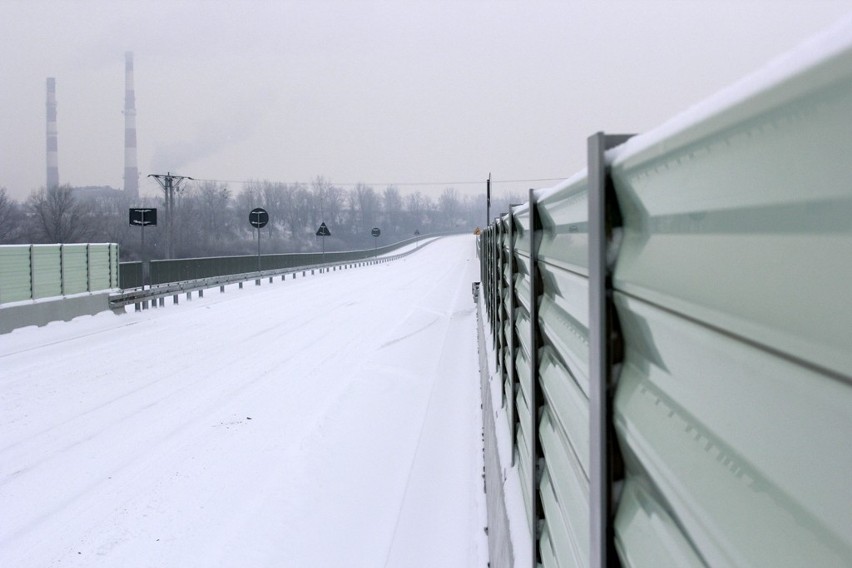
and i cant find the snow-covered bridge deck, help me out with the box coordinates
[0,235,487,567]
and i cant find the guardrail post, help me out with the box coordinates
[528,188,545,567]
[29,245,35,300]
[496,217,505,382]
[507,207,518,464]
[59,244,65,296]
[86,244,92,293]
[589,131,633,568]
[485,228,491,320]
[490,224,497,344]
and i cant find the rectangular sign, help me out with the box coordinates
[129,208,157,226]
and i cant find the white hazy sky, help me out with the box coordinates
[1,0,851,202]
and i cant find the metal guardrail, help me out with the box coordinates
[480,28,852,568]
[118,233,447,289]
[110,237,440,310]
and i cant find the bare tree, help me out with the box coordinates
[27,184,94,243]
[439,187,461,230]
[0,187,23,243]
[259,181,287,240]
[382,185,403,235]
[282,183,312,245]
[351,183,379,235]
[324,183,347,228]
[197,180,233,243]
[404,191,430,233]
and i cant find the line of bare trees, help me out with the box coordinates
[0,179,520,261]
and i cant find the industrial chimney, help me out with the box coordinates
[46,77,59,190]
[124,51,139,199]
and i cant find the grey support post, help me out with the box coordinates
[507,206,518,463]
[528,188,544,568]
[589,132,633,568]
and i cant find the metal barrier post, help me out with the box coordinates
[528,188,544,567]
[497,217,505,381]
[491,223,499,343]
[589,131,633,568]
[507,207,518,464]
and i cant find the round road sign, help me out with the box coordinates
[371,227,381,238]
[249,208,269,228]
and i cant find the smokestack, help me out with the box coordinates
[124,51,139,199]
[46,77,59,190]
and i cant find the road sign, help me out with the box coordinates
[129,208,157,226]
[414,230,420,236]
[371,227,381,238]
[249,208,269,228]
[316,222,331,237]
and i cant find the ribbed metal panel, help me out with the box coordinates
[540,348,590,479]
[538,271,590,397]
[534,179,595,567]
[541,406,589,567]
[479,27,852,568]
[614,477,705,567]
[614,293,852,566]
[607,41,852,567]
[515,348,534,529]
[61,244,89,294]
[611,46,852,382]
[540,469,580,568]
[0,246,33,303]
[540,527,559,568]
[31,245,61,299]
[516,399,533,529]
[87,245,114,291]
[538,174,590,275]
[0,244,119,305]
[512,204,532,254]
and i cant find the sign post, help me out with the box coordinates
[371,227,381,258]
[414,229,420,249]
[316,222,331,264]
[129,208,157,287]
[249,208,269,272]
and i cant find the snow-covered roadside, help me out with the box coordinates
[478,291,534,565]
[1,235,487,567]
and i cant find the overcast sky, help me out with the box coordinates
[1,0,851,202]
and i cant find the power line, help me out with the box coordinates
[170,176,568,188]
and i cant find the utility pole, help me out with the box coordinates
[486,172,491,227]
[148,172,192,259]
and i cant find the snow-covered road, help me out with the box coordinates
[0,235,488,567]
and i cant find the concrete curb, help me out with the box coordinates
[0,292,116,335]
